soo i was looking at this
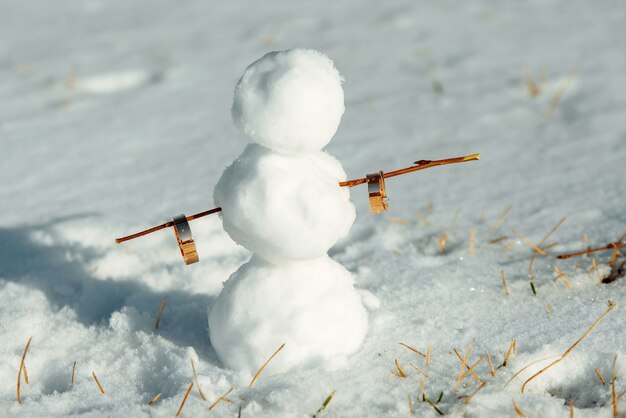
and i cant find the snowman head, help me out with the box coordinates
[231,49,345,154]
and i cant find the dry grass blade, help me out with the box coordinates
[592,259,601,282]
[548,73,576,116]
[539,217,566,246]
[437,233,447,254]
[176,382,193,416]
[501,270,510,296]
[22,364,29,385]
[512,398,525,417]
[408,394,414,415]
[454,343,478,392]
[524,70,540,97]
[619,388,626,400]
[394,358,406,378]
[521,302,616,393]
[389,216,409,225]
[155,296,167,329]
[486,351,495,377]
[570,399,574,418]
[608,250,621,267]
[528,254,538,295]
[409,363,428,377]
[92,372,106,396]
[148,393,161,406]
[613,375,618,417]
[208,387,234,411]
[504,355,559,388]
[554,266,574,289]
[399,342,425,357]
[190,358,206,401]
[469,228,476,256]
[71,361,76,385]
[492,204,513,231]
[420,376,425,401]
[612,354,619,417]
[489,236,508,244]
[595,368,606,385]
[501,339,516,368]
[312,390,336,418]
[514,230,547,256]
[460,358,483,381]
[426,344,431,366]
[464,381,486,404]
[16,336,32,404]
[249,343,285,389]
[453,348,477,380]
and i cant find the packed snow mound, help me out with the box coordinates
[208,255,368,374]
[231,49,345,154]
[213,143,355,263]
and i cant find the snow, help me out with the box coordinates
[1,1,626,417]
[208,255,368,374]
[214,143,355,263]
[231,49,344,154]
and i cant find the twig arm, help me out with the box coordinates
[115,207,222,243]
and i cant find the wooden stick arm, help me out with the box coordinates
[115,153,480,244]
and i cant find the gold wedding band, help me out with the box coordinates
[366,171,388,214]
[173,214,199,265]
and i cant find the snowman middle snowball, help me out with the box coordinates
[210,49,367,375]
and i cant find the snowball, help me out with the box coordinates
[208,255,368,374]
[231,49,345,154]
[214,143,355,263]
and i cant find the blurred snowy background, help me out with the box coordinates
[1,1,625,416]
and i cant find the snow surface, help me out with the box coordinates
[214,143,355,263]
[231,49,345,154]
[1,1,626,417]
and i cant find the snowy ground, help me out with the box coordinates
[2,1,626,417]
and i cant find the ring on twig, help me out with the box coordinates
[366,171,388,214]
[173,214,199,265]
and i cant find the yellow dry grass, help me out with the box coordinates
[502,339,516,367]
[92,372,106,396]
[176,382,193,416]
[399,342,425,357]
[501,270,510,296]
[554,266,573,289]
[521,302,616,393]
[492,205,513,231]
[190,358,206,400]
[148,393,161,406]
[512,398,525,417]
[486,351,495,377]
[394,358,406,378]
[464,381,486,405]
[155,296,167,329]
[208,387,234,411]
[249,343,285,389]
[16,336,32,404]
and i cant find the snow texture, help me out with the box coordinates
[214,143,355,263]
[231,49,345,154]
[1,1,626,417]
[209,255,368,374]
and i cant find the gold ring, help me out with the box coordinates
[366,171,388,214]
[173,214,199,265]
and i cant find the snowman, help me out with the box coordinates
[209,49,368,374]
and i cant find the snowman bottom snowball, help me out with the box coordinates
[208,255,368,374]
